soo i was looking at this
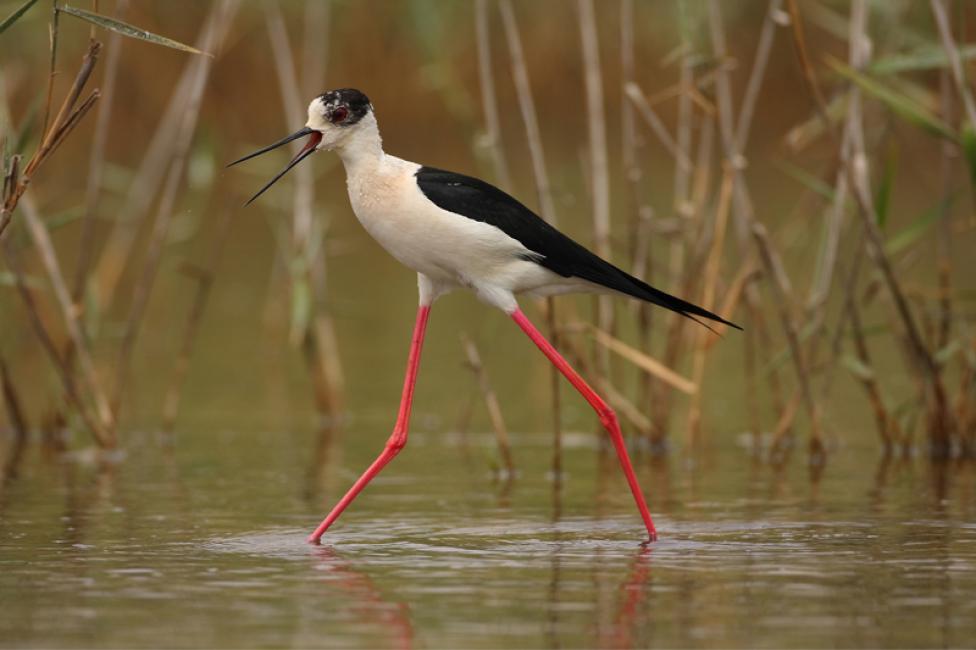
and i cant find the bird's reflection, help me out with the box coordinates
[309,545,413,650]
[605,546,654,649]
[303,422,343,504]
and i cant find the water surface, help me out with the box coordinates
[1,427,974,648]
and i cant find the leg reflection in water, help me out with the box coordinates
[309,545,413,650]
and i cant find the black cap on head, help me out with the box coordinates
[319,88,372,126]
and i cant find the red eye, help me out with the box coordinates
[331,107,348,123]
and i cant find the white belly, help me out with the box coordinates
[344,156,571,301]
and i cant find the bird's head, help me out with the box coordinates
[228,88,373,205]
[306,88,373,150]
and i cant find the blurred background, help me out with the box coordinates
[1,2,976,646]
[2,0,970,452]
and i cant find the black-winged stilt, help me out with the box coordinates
[230,88,738,544]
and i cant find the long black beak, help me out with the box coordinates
[228,126,323,206]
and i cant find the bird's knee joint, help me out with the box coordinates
[385,436,407,454]
[598,407,618,428]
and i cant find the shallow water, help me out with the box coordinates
[1,425,974,649]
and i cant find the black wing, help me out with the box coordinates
[415,166,740,330]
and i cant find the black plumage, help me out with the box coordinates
[415,166,740,330]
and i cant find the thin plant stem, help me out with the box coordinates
[475,0,511,192]
[734,0,784,151]
[753,223,825,460]
[576,0,613,395]
[0,356,28,442]
[1,240,107,446]
[40,0,60,138]
[498,0,556,225]
[161,208,234,433]
[22,195,115,439]
[112,2,236,421]
[498,0,563,466]
[929,0,976,130]
[67,2,126,371]
[461,333,515,477]
[266,2,345,417]
[686,168,734,445]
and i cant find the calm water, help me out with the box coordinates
[1,423,974,649]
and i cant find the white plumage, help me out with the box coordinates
[317,101,579,312]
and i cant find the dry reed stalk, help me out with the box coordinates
[498,0,564,464]
[498,0,556,225]
[302,0,330,96]
[619,0,640,266]
[68,2,127,358]
[576,0,611,260]
[769,389,801,463]
[558,329,652,436]
[842,39,952,455]
[461,334,515,477]
[541,298,563,476]
[735,0,784,152]
[708,0,741,171]
[588,325,697,396]
[800,2,865,415]
[753,223,825,459]
[648,109,716,443]
[685,168,734,444]
[820,244,900,446]
[160,209,233,432]
[22,195,115,440]
[475,0,511,191]
[703,260,760,351]
[40,0,61,138]
[0,356,28,442]
[743,319,761,449]
[936,72,955,353]
[1,40,101,239]
[624,83,693,171]
[619,2,657,444]
[265,2,345,417]
[711,0,790,447]
[90,24,210,309]
[784,0,832,128]
[1,241,108,445]
[846,296,897,452]
[929,0,976,130]
[303,0,342,419]
[112,2,236,420]
[672,26,695,228]
[787,0,957,455]
[958,337,976,454]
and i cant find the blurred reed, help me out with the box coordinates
[1,0,975,473]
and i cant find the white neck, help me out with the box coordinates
[334,112,384,175]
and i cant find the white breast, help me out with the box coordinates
[344,155,569,306]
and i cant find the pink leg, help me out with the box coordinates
[308,304,431,544]
[511,308,658,542]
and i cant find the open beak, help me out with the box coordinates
[228,127,323,206]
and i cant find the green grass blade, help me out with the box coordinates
[58,5,209,56]
[962,123,976,195]
[841,354,874,382]
[0,0,39,35]
[0,271,46,289]
[875,144,897,229]
[871,44,976,75]
[776,160,836,201]
[885,196,954,255]
[827,56,957,142]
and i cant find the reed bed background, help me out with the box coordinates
[1,0,975,485]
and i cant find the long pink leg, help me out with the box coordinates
[308,304,431,544]
[511,308,658,541]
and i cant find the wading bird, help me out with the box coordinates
[230,88,737,544]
